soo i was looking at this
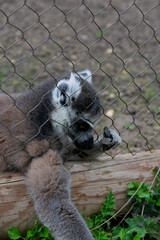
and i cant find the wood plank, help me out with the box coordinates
[0,150,160,239]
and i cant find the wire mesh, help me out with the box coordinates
[0,0,160,164]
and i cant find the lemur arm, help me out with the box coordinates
[62,126,122,161]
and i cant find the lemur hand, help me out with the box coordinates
[100,126,122,151]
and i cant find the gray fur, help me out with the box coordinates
[0,70,121,240]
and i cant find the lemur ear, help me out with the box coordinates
[76,70,92,84]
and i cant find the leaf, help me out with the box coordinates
[128,227,146,237]
[103,191,116,209]
[125,218,137,228]
[113,227,128,240]
[127,182,136,189]
[139,192,150,199]
[128,182,139,189]
[8,227,21,240]
[38,226,50,237]
[126,218,146,237]
[156,197,160,206]
[26,230,35,238]
[133,235,140,240]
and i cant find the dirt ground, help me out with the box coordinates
[0,0,160,156]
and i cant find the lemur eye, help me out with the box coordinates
[80,125,85,129]
[71,97,75,102]
[78,123,89,131]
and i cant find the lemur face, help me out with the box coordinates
[51,70,101,150]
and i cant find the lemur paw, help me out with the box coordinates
[100,126,122,151]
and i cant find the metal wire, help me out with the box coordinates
[0,0,160,162]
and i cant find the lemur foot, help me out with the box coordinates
[100,126,122,151]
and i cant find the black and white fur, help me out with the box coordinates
[0,70,121,240]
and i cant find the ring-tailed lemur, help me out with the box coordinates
[0,70,121,240]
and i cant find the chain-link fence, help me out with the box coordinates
[0,0,160,159]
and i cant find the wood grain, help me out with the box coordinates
[0,150,160,239]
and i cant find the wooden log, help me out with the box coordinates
[0,150,160,239]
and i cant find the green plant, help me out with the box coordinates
[112,169,160,240]
[127,179,160,217]
[8,219,54,240]
[86,169,160,240]
[113,217,147,240]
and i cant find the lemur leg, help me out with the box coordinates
[26,149,94,240]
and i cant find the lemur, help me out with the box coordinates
[0,70,121,240]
